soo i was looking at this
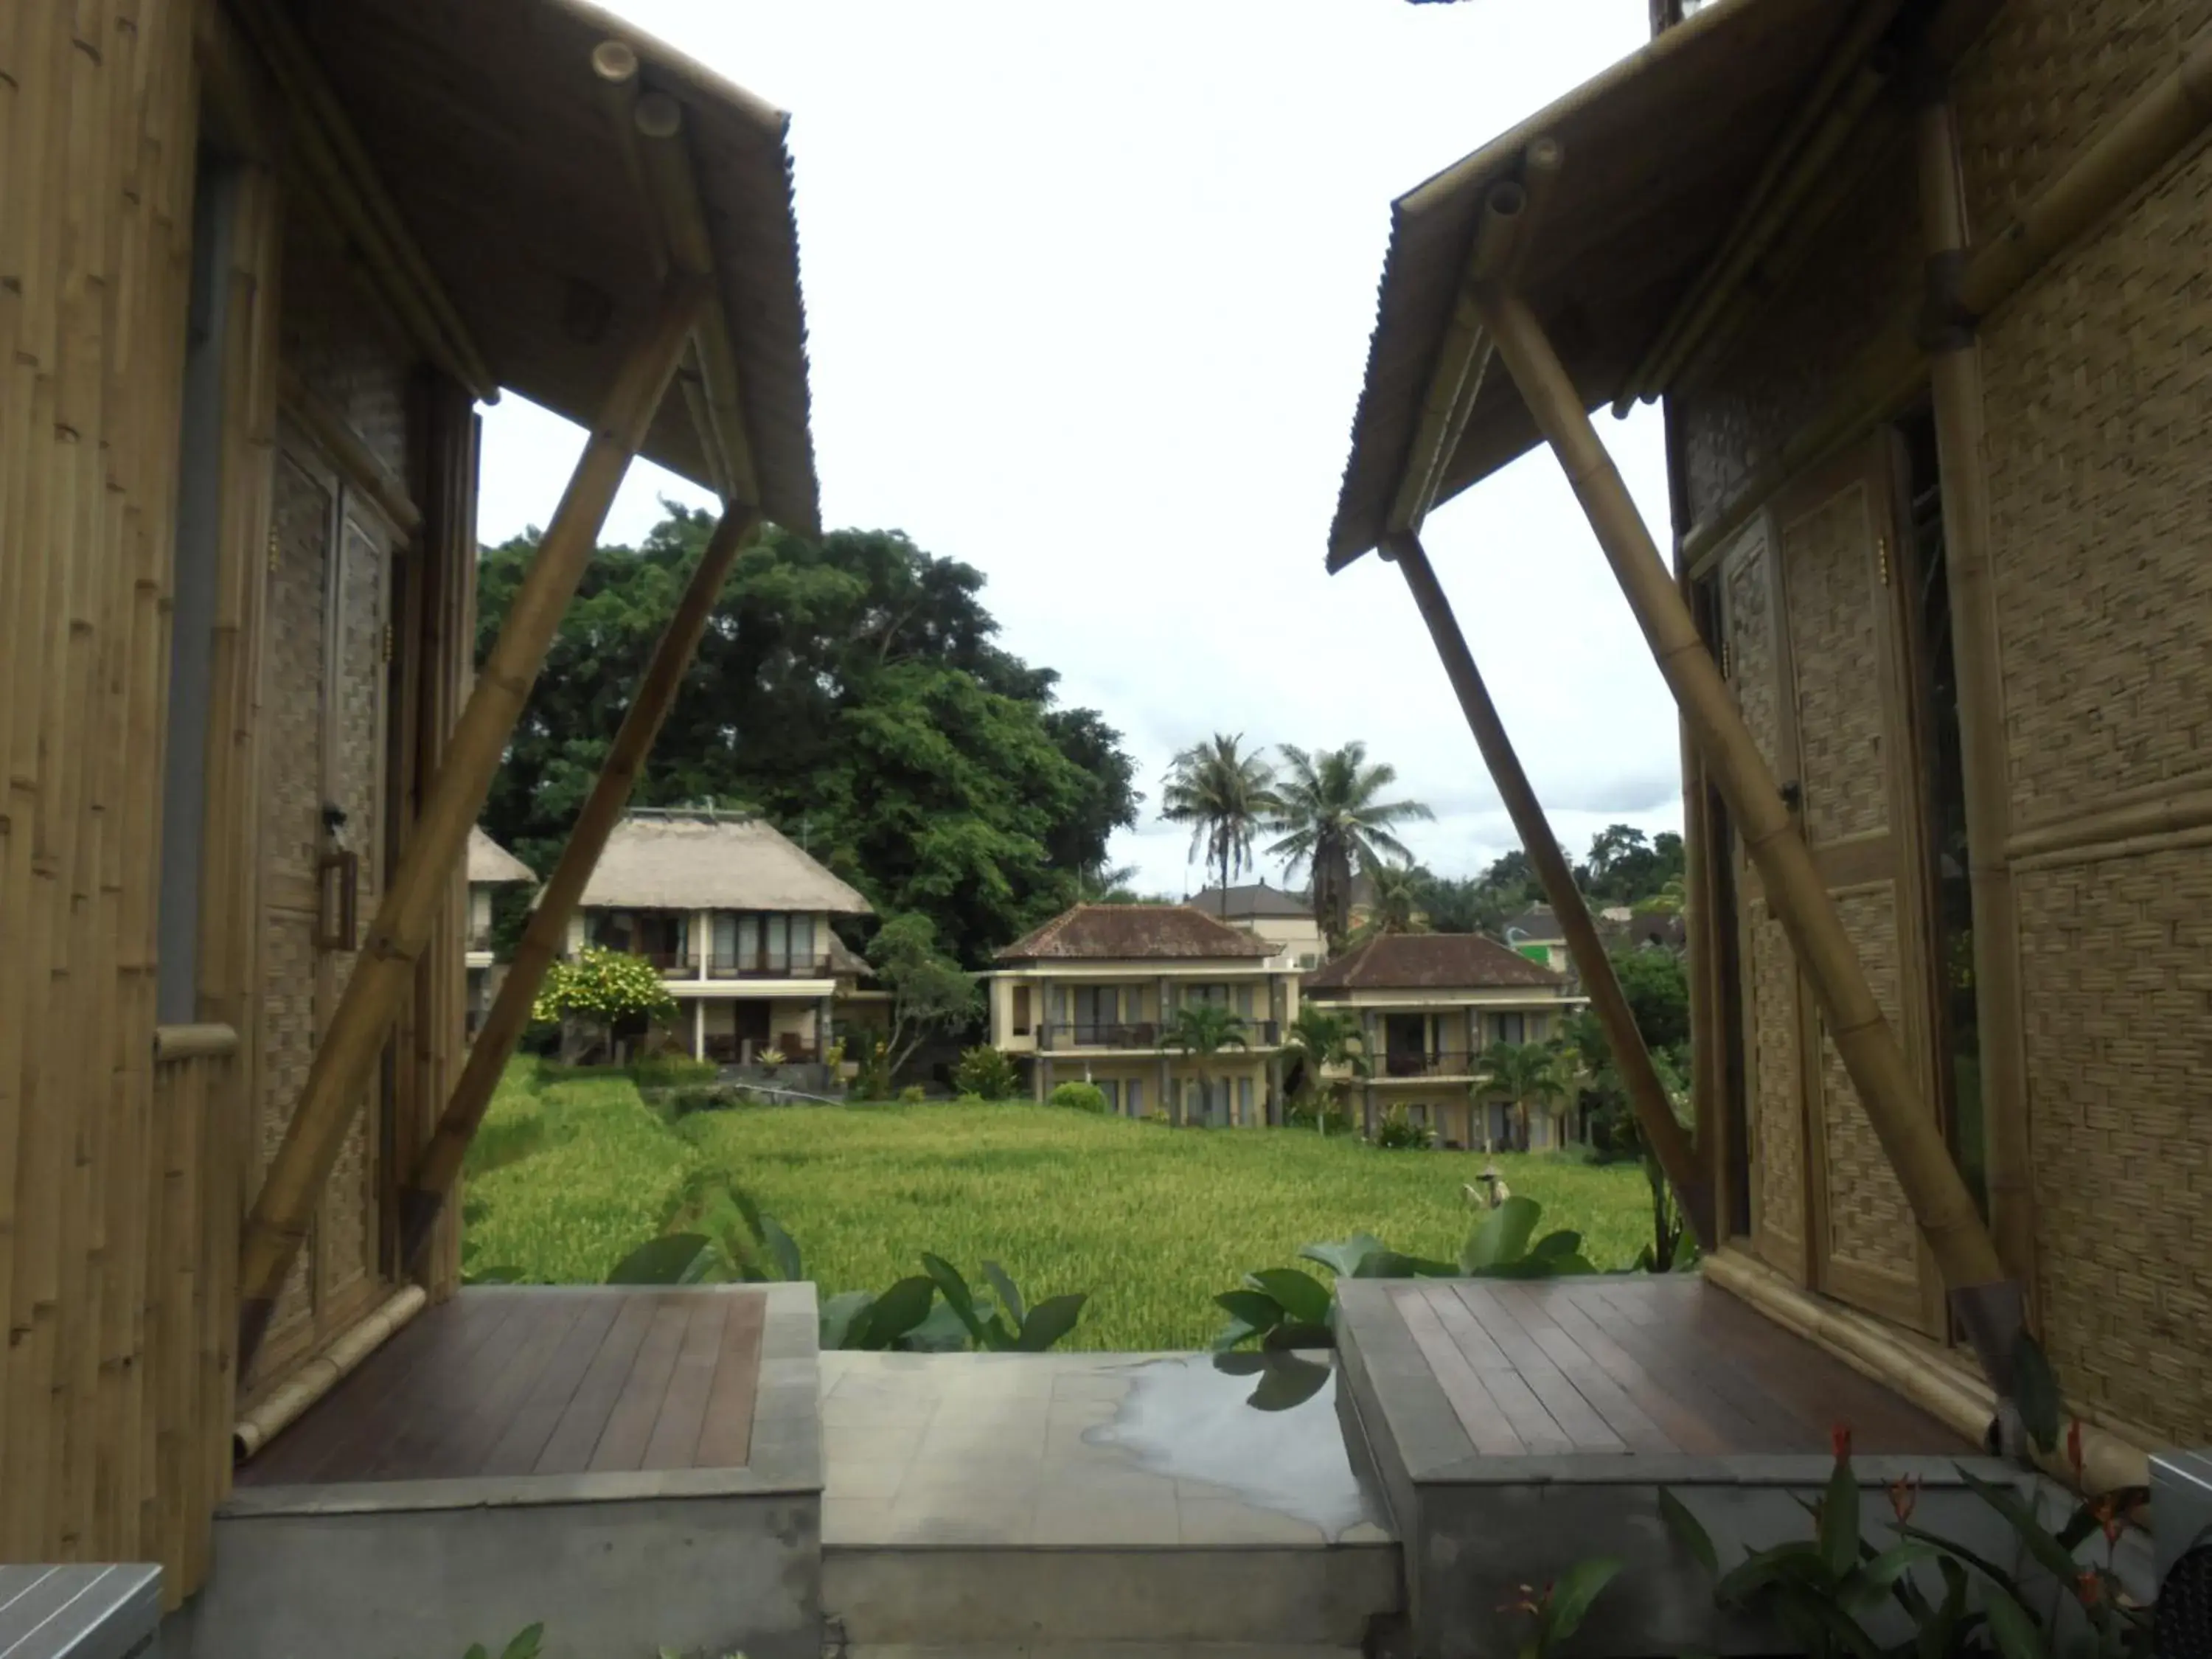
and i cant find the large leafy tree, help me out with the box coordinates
[476,509,1139,967]
[1160,734,1281,909]
[1267,742,1433,948]
[1574,824,1685,906]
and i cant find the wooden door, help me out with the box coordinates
[1724,437,1944,1333]
[251,423,400,1387]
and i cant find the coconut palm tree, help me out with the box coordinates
[1284,1004,1366,1133]
[1161,734,1281,912]
[1161,1000,1250,1127]
[1476,1040,1564,1152]
[1267,742,1433,947]
[1346,860,1429,947]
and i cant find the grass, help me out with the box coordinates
[464,1060,1655,1351]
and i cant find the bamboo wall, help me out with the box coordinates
[0,0,476,1597]
[1680,0,2212,1447]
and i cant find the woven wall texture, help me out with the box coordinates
[278,216,414,482]
[1818,888,1919,1285]
[1749,906,1806,1277]
[1781,479,1888,845]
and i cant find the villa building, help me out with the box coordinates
[1185,881,1328,971]
[568,810,872,1064]
[988,905,1299,1124]
[464,827,535,1032]
[1301,933,1587,1150]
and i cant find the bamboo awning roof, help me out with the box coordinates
[577,813,874,915]
[294,0,821,536]
[467,827,537,886]
[1326,0,1860,569]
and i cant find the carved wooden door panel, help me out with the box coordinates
[251,424,396,1388]
[1771,437,1944,1335]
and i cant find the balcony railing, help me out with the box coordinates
[467,928,493,953]
[1037,1020,1281,1051]
[1382,1050,1478,1079]
[706,950,835,981]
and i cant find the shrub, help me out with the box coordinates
[1049,1080,1110,1113]
[1285,1095,1354,1135]
[952,1044,1020,1102]
[532,947,677,1060]
[898,1083,928,1105]
[1372,1105,1433,1150]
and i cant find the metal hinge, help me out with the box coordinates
[1721,640,1733,678]
[1877,535,1891,588]
[266,529,279,574]
[380,625,393,663]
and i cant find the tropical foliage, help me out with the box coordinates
[1477,1040,1565,1150]
[1283,1004,1365,1131]
[1160,1001,1250,1126]
[1373,1105,1433,1150]
[1349,859,1428,942]
[1048,1080,1110,1113]
[865,911,979,1074]
[477,511,1140,967]
[1161,732,1282,902]
[951,1043,1020,1101]
[1266,741,1433,947]
[530,947,676,1060]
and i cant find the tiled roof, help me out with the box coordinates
[1301,933,1565,993]
[1186,882,1316,921]
[995,904,1278,962]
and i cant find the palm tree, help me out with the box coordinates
[1347,860,1428,945]
[1476,1040,1564,1152]
[1267,742,1433,947]
[1161,734,1282,912]
[1161,1000,1250,1127]
[1074,860,1141,904]
[1284,1004,1366,1132]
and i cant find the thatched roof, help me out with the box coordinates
[996,905,1277,963]
[1328,0,1863,568]
[467,827,536,886]
[296,0,820,535]
[1302,933,1564,994]
[577,814,872,914]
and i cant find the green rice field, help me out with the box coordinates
[462,1061,1653,1351]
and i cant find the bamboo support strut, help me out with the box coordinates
[1467,244,2019,1388]
[398,504,764,1267]
[1683,30,2212,569]
[1384,531,1714,1249]
[1915,91,2036,1293]
[236,281,709,1371]
[232,1286,425,1461]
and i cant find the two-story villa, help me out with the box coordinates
[568,809,873,1063]
[989,905,1298,1124]
[1186,882,1328,972]
[465,827,536,1032]
[1301,933,1587,1151]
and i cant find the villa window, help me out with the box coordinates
[1125,1078,1144,1118]
[790,913,815,967]
[1493,1012,1526,1046]
[1097,1079,1120,1113]
[762,913,790,970]
[1012,985,1032,1036]
[1073,985,1119,1037]
[1238,1076,1253,1122]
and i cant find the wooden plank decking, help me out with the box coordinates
[235,1287,773,1487]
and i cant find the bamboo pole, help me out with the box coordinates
[398,504,762,1266]
[1915,91,2035,1293]
[1385,530,1714,1249]
[236,280,709,1372]
[1469,268,2022,1392]
[232,1284,425,1458]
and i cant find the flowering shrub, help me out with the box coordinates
[532,947,677,1060]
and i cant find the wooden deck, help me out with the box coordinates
[1363,1273,1963,1460]
[237,1286,781,1487]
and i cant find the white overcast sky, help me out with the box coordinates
[477,0,1685,900]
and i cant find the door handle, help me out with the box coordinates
[315,849,360,950]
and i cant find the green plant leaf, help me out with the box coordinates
[857,1275,936,1349]
[1820,1447,1861,1579]
[1299,1234,1386,1279]
[606,1233,714,1285]
[1248,1267,1332,1325]
[497,1627,545,1659]
[921,1255,992,1347]
[1919,1557,1970,1659]
[2011,1332,2062,1455]
[902,1299,973,1352]
[1246,1353,1331,1412]
[1211,1318,1263,1352]
[464,1647,489,1659]
[1980,1582,2046,1659]
[1261,1321,1335,1352]
[1842,1540,1938,1610]
[1713,1541,1825,1607]
[982,1259,1026,1329]
[677,1242,728,1285]
[731,1186,768,1246]
[1354,1250,1456,1279]
[819,1290,874,1351]
[1658,1486,1718,1576]
[1538,1557,1622,1648]
[759,1214,803,1283]
[1527,1229,1585,1262]
[1214,1289,1288,1332]
[1015,1293,1087,1352]
[1461,1195,1541,1271]
[1956,1464,2080,1587]
[1894,1523,2020,1601]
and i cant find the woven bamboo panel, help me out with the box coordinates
[1724,525,1785,772]
[1952,0,2205,240]
[278,216,414,483]
[1680,142,1923,527]
[1979,141,2212,823]
[1782,481,1888,845]
[1816,888,1919,1281]
[2017,847,2212,1443]
[1747,904,1805,1274]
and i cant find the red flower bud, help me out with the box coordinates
[1830,1422,1853,1464]
[1888,1474,1919,1523]
[2075,1569,2102,1607]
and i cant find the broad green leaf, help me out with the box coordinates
[1248,1267,1332,1325]
[1015,1293,1087,1352]
[1714,1540,1824,1607]
[498,1626,545,1659]
[1261,1321,1335,1352]
[677,1242,728,1285]
[465,1647,489,1659]
[1980,1582,2046,1659]
[1527,1229,1585,1262]
[1658,1486,1718,1576]
[1539,1557,1622,1647]
[1211,1318,1262,1352]
[606,1233,714,1285]
[982,1260,1026,1329]
[857,1275,936,1349]
[732,1186,768,1246]
[1956,1464,2079,1586]
[1819,1449,1861,1579]
[1461,1195,1541,1271]
[759,1213,802,1283]
[1246,1354,1331,1412]
[1214,1289,1287,1331]
[819,1290,874,1351]
[1918,1557,1970,1659]
[1842,1540,1938,1610]
[1300,1234,1386,1279]
[921,1255,991,1346]
[903,1300,973,1353]
[1894,1523,2020,1600]
[2011,1332,2062,1455]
